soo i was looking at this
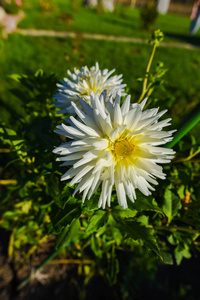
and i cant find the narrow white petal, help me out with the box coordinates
[70,165,94,186]
[139,98,148,110]
[61,166,80,181]
[114,103,122,126]
[61,123,86,138]
[121,95,131,116]
[93,139,108,149]
[56,152,85,161]
[136,177,151,196]
[101,180,109,209]
[107,183,113,207]
[109,126,120,142]
[70,116,100,137]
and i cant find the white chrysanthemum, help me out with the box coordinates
[53,62,126,114]
[54,92,175,209]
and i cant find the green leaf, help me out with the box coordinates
[127,195,164,216]
[56,219,81,249]
[137,215,149,226]
[86,210,108,233]
[54,183,76,209]
[112,205,137,218]
[161,251,174,265]
[50,198,82,234]
[163,184,182,223]
[35,69,44,77]
[174,243,191,265]
[9,74,21,82]
[108,215,123,246]
[118,219,162,259]
[0,126,24,148]
[167,234,176,245]
[82,199,99,214]
[91,234,102,258]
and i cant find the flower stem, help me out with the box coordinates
[148,225,199,235]
[17,244,69,290]
[49,259,93,264]
[166,103,200,149]
[138,44,157,104]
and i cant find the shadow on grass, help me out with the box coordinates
[102,16,140,32]
[164,31,200,46]
[0,96,24,125]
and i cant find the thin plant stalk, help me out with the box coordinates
[137,43,157,104]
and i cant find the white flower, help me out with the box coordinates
[53,62,126,114]
[54,92,175,209]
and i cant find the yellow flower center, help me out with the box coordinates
[79,77,99,98]
[110,138,135,161]
[87,80,99,93]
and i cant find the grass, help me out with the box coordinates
[17,1,200,45]
[0,33,200,130]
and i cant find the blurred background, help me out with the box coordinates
[0,1,200,299]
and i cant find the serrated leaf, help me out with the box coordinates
[82,199,99,214]
[127,195,164,216]
[54,184,76,209]
[163,184,182,223]
[56,219,81,249]
[118,219,162,259]
[50,199,81,234]
[86,210,108,233]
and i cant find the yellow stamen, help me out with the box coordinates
[110,138,135,160]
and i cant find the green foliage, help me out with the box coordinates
[50,198,82,234]
[0,70,58,256]
[1,53,200,288]
[127,195,164,216]
[118,219,162,259]
[163,184,182,224]
[1,0,20,14]
[56,218,81,249]
[85,210,108,234]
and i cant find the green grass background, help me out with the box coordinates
[0,0,200,131]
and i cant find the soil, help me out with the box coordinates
[2,227,200,300]
[0,229,75,300]
[0,229,121,300]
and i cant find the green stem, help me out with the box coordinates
[166,103,200,149]
[138,44,157,104]
[148,225,199,235]
[17,244,68,291]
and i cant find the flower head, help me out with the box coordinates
[53,62,126,114]
[54,92,175,209]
